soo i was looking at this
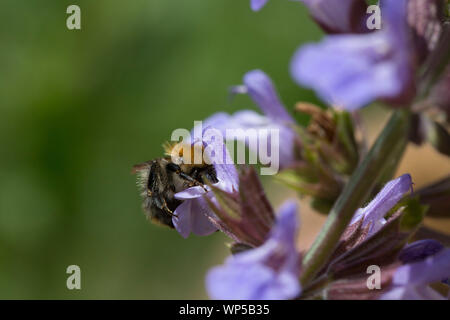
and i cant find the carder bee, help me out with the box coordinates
[132,142,218,228]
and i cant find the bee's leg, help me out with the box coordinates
[178,172,208,191]
[147,161,159,191]
[153,195,178,218]
[189,167,201,182]
[162,197,179,218]
[166,163,207,191]
[191,167,218,185]
[198,166,219,184]
[205,166,219,183]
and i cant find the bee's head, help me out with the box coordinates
[163,141,209,169]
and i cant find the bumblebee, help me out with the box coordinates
[132,142,218,228]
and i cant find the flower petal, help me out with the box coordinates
[244,70,294,123]
[172,200,193,239]
[300,0,367,34]
[291,33,404,110]
[392,248,450,286]
[200,110,271,135]
[202,126,239,191]
[205,199,302,300]
[172,199,217,238]
[232,110,273,127]
[291,0,413,110]
[206,262,275,300]
[399,239,444,264]
[189,198,219,236]
[352,174,412,235]
[206,253,301,300]
[262,270,302,300]
[380,285,446,300]
[174,186,207,200]
[250,0,270,12]
[201,110,297,169]
[270,200,300,245]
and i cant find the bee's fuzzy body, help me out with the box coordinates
[133,154,218,228]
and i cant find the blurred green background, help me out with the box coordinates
[0,0,323,298]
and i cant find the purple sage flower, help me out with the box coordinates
[250,0,270,11]
[206,200,302,300]
[350,174,412,237]
[326,174,415,280]
[251,0,367,33]
[399,239,444,264]
[291,0,415,110]
[201,70,299,170]
[381,244,450,300]
[172,130,239,238]
[300,0,368,34]
[349,174,413,237]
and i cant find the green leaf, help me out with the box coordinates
[416,175,450,217]
[399,197,428,232]
[334,111,359,174]
[310,197,334,215]
[424,117,450,156]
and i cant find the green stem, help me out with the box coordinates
[300,109,410,285]
[300,274,331,299]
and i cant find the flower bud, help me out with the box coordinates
[206,166,276,247]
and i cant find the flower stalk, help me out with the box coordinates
[300,109,411,285]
